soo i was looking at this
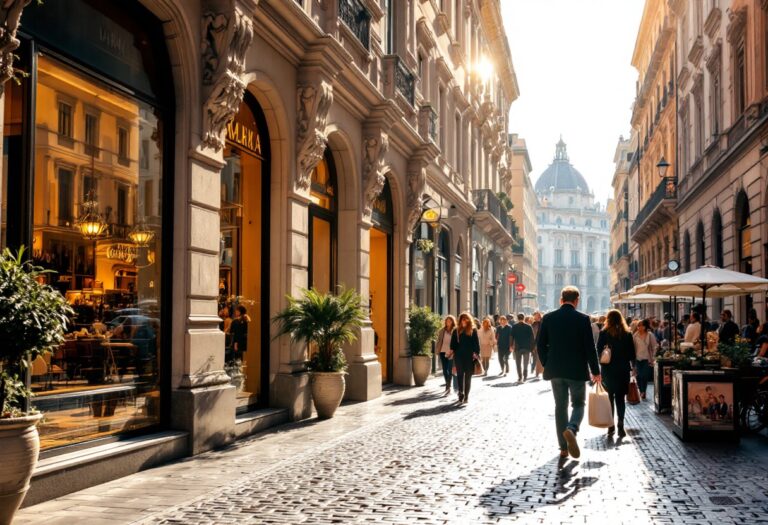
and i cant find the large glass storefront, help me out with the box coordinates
[370,180,393,382]
[2,0,172,451]
[309,151,337,292]
[219,92,270,410]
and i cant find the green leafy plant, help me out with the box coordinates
[496,191,514,212]
[718,336,753,368]
[415,238,434,253]
[0,247,73,417]
[272,288,365,373]
[407,305,442,357]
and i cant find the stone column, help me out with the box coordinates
[170,0,255,454]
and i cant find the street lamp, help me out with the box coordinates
[657,156,675,198]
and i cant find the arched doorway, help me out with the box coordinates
[309,150,337,293]
[219,90,271,410]
[369,179,393,382]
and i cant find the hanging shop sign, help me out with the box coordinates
[371,180,394,232]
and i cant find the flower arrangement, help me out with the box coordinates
[717,336,753,369]
[415,238,434,253]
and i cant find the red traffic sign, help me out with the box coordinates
[506,273,517,284]
[515,283,526,292]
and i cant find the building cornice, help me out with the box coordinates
[478,0,519,104]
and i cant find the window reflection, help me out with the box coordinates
[29,56,163,449]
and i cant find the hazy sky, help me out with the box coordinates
[501,0,645,205]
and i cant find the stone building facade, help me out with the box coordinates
[0,0,519,505]
[629,0,679,320]
[508,133,538,313]
[609,134,635,310]
[672,0,767,323]
[535,140,611,314]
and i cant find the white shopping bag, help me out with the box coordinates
[588,382,613,428]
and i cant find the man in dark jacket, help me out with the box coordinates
[537,286,601,459]
[511,313,534,382]
[718,309,739,345]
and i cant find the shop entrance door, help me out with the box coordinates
[370,180,393,383]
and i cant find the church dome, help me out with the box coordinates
[534,139,590,195]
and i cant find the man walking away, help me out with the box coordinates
[511,313,534,383]
[496,315,513,376]
[537,286,601,459]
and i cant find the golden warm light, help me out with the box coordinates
[421,208,440,223]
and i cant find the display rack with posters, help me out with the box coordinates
[671,370,739,442]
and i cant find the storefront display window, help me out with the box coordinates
[26,56,164,450]
[309,152,336,293]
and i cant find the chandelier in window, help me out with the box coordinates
[128,218,155,247]
[76,190,108,239]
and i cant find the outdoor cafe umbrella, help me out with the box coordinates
[635,266,768,355]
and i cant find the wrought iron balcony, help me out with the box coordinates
[394,57,415,106]
[418,105,438,144]
[472,189,515,246]
[630,178,677,243]
[339,0,371,50]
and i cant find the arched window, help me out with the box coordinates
[712,209,723,267]
[696,221,705,268]
[309,150,337,293]
[555,273,564,286]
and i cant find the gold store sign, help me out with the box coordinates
[107,243,138,262]
[226,120,262,156]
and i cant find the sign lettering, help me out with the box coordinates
[226,120,262,156]
[107,243,138,263]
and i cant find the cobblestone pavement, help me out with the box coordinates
[16,362,768,525]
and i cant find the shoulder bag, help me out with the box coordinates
[600,345,612,365]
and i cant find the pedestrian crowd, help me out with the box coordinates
[435,285,768,459]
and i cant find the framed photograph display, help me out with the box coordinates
[671,370,739,442]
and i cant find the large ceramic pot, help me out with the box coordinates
[310,371,346,419]
[412,355,432,386]
[0,413,43,525]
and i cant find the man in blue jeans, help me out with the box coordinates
[537,286,601,459]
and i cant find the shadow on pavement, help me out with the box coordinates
[402,402,464,420]
[386,390,445,406]
[480,454,601,518]
[489,382,521,388]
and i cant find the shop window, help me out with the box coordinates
[57,167,74,225]
[30,55,165,450]
[309,151,337,294]
[118,126,129,166]
[57,100,73,146]
[85,113,98,155]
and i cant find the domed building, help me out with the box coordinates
[535,139,612,313]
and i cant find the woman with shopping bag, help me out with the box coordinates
[595,309,636,437]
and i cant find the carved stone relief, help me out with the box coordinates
[0,0,30,94]
[406,161,426,233]
[296,81,333,190]
[362,132,389,215]
[201,5,254,151]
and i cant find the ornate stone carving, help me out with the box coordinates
[406,162,426,233]
[0,0,30,94]
[362,132,389,215]
[201,5,254,151]
[296,81,333,190]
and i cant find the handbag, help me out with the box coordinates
[588,382,614,428]
[473,358,484,376]
[600,345,612,365]
[627,377,641,405]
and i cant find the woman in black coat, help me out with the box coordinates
[450,312,480,405]
[596,309,636,437]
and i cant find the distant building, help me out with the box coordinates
[535,139,611,313]
[609,134,635,312]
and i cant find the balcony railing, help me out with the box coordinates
[339,0,371,50]
[512,239,524,255]
[630,179,676,237]
[394,57,415,106]
[472,189,516,239]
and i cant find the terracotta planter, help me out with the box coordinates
[310,371,345,419]
[412,355,432,386]
[0,413,43,525]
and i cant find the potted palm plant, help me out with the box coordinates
[272,288,365,419]
[0,247,72,523]
[408,305,442,386]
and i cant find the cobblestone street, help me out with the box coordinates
[16,362,768,525]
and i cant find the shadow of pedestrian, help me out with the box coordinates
[490,382,521,388]
[479,454,601,518]
[402,402,464,420]
[385,391,445,406]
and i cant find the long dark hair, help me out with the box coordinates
[604,309,630,339]
[457,312,474,336]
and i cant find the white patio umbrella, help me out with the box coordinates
[635,266,768,354]
[614,293,694,304]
